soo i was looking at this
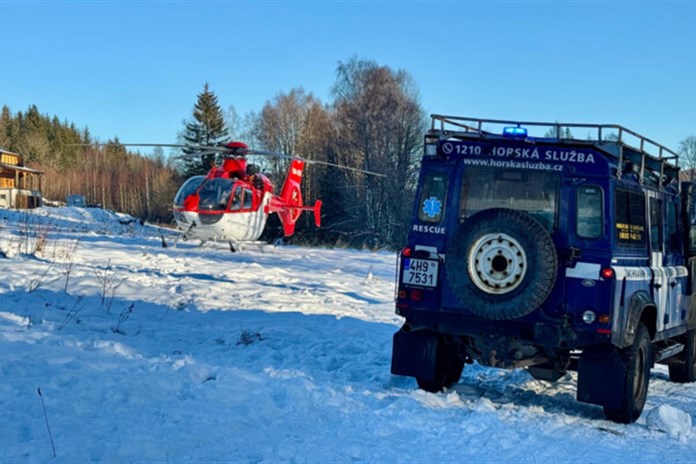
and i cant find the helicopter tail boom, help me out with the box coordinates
[278,159,305,202]
[271,159,322,236]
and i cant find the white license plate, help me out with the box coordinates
[402,258,438,287]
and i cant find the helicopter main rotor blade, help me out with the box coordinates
[68,143,235,151]
[69,142,385,177]
[68,143,182,149]
[298,158,387,178]
[171,151,223,161]
[248,149,386,178]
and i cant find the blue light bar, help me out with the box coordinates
[503,126,528,138]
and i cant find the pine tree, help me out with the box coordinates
[0,105,11,148]
[180,83,229,176]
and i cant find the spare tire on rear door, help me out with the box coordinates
[446,208,558,320]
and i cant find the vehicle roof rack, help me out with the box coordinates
[429,114,680,189]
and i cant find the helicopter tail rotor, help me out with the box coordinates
[313,200,322,228]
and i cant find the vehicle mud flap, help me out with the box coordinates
[391,329,439,380]
[576,345,626,408]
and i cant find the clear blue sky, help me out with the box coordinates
[2,0,695,154]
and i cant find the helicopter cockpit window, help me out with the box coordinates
[229,186,243,211]
[174,176,205,207]
[243,189,253,210]
[198,178,235,211]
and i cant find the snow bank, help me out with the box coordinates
[646,404,693,440]
[0,206,148,236]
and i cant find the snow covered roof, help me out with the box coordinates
[0,162,43,175]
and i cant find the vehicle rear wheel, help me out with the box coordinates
[668,329,696,383]
[603,324,652,424]
[416,340,464,393]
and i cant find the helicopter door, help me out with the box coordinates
[243,187,267,240]
[224,187,258,240]
[239,187,260,237]
[242,188,253,210]
[229,186,243,211]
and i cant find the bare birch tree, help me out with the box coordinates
[679,135,696,181]
[330,57,426,247]
[254,88,332,239]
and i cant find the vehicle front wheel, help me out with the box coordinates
[603,323,652,424]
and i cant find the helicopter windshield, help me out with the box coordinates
[174,176,205,207]
[198,178,235,211]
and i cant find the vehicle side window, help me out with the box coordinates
[666,200,680,254]
[649,197,663,253]
[615,189,646,247]
[243,189,253,210]
[577,185,603,239]
[418,173,447,223]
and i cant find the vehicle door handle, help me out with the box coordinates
[670,281,677,288]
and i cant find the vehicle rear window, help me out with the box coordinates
[459,167,560,231]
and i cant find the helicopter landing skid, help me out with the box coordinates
[227,240,273,253]
[171,223,196,248]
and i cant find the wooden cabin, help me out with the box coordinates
[0,148,43,209]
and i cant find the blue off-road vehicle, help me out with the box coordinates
[391,115,696,423]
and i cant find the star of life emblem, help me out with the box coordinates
[422,197,442,218]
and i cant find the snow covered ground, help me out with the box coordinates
[1,207,696,463]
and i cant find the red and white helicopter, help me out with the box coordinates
[172,141,321,251]
[95,140,383,251]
